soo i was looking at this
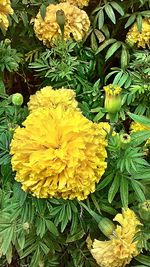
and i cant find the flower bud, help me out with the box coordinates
[120,133,131,147]
[12,93,23,106]
[139,200,150,222]
[56,10,65,37]
[22,222,30,230]
[98,217,115,237]
[4,38,11,45]
[104,84,122,114]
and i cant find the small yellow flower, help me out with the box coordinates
[28,86,78,112]
[126,18,150,48]
[60,0,90,8]
[34,2,90,47]
[90,208,141,267]
[131,122,150,145]
[10,106,108,200]
[0,0,13,31]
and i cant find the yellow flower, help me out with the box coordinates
[0,0,13,31]
[34,2,90,47]
[131,122,150,145]
[60,0,89,8]
[10,106,108,200]
[90,208,141,267]
[28,86,78,113]
[126,19,150,48]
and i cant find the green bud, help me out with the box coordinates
[98,217,115,237]
[12,93,23,106]
[105,94,122,114]
[139,200,150,222]
[120,133,131,145]
[22,222,30,230]
[56,10,65,38]
[4,39,11,45]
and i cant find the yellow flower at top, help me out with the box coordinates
[126,18,150,48]
[0,0,13,31]
[34,2,90,47]
[28,86,78,113]
[131,122,150,145]
[10,105,108,200]
[90,208,141,267]
[60,0,89,8]
[103,84,122,96]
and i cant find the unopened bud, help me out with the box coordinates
[12,93,23,106]
[56,9,65,38]
[139,200,150,222]
[120,133,131,146]
[104,84,122,114]
[22,222,30,230]
[98,217,115,237]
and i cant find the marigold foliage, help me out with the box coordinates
[131,122,150,145]
[126,19,150,48]
[0,0,13,31]
[34,2,90,47]
[90,208,141,267]
[60,0,89,8]
[28,86,78,112]
[10,106,108,200]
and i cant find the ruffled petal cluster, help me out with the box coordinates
[0,0,13,31]
[60,0,89,8]
[34,2,90,47]
[126,19,150,48]
[28,86,78,112]
[91,208,141,267]
[10,88,108,200]
[131,122,150,145]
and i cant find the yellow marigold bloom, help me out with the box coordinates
[34,3,90,47]
[90,208,141,267]
[126,19,150,48]
[60,0,89,8]
[0,0,13,31]
[10,106,108,200]
[28,86,78,112]
[131,122,150,145]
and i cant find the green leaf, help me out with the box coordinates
[1,226,14,255]
[105,4,116,24]
[125,14,136,28]
[105,41,122,60]
[121,45,129,69]
[120,177,128,208]
[128,113,150,127]
[66,228,85,243]
[110,2,124,16]
[40,4,47,19]
[108,175,120,203]
[96,38,116,54]
[45,220,59,236]
[131,180,146,202]
[136,14,143,32]
[97,173,114,190]
[98,9,104,29]
[136,255,150,266]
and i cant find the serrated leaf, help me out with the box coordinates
[110,2,124,16]
[98,9,104,29]
[45,220,59,236]
[121,46,129,70]
[96,38,116,54]
[105,41,122,60]
[120,177,128,208]
[128,113,150,126]
[108,175,120,203]
[131,180,146,202]
[136,255,150,266]
[125,14,136,28]
[105,4,116,24]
